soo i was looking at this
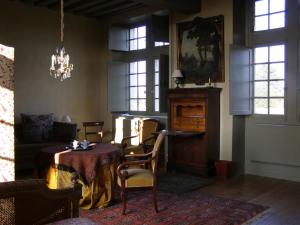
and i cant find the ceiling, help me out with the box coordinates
[13,0,201,20]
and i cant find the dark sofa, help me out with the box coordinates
[15,114,77,172]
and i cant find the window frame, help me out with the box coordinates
[252,43,286,115]
[247,0,289,120]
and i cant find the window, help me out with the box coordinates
[154,42,169,47]
[129,26,146,51]
[108,19,169,114]
[129,60,146,111]
[254,0,285,31]
[253,44,285,115]
[154,59,160,112]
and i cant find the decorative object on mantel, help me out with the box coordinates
[172,69,183,88]
[50,0,73,81]
[177,15,224,85]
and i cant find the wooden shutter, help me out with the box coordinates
[151,15,169,43]
[108,26,129,51]
[229,45,252,115]
[159,54,169,113]
[107,61,129,112]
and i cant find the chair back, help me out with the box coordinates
[151,130,166,173]
[139,119,159,144]
[82,121,104,143]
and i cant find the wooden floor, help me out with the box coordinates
[201,175,300,225]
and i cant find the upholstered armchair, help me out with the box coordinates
[117,130,166,215]
[0,179,95,225]
[121,119,159,155]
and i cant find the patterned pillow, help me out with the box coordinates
[21,113,54,143]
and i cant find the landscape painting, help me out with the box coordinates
[177,15,224,85]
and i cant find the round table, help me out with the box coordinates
[40,143,121,209]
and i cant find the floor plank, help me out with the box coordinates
[201,175,300,225]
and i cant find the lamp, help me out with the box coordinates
[50,0,73,81]
[172,69,183,88]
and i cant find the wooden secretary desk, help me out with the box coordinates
[167,88,221,176]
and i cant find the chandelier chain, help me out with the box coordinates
[60,0,64,43]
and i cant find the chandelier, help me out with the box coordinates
[50,0,73,81]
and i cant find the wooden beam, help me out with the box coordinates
[65,0,106,12]
[35,0,58,7]
[91,2,143,17]
[80,0,127,15]
[132,0,201,14]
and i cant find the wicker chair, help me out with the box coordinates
[0,179,85,225]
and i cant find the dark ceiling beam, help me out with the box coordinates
[34,0,58,7]
[97,4,145,20]
[65,0,106,12]
[132,0,201,14]
[64,0,83,7]
[92,2,143,17]
[80,0,128,15]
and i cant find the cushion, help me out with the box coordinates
[21,113,54,143]
[53,121,77,142]
[117,168,153,188]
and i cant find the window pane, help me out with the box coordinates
[130,99,137,111]
[254,81,268,97]
[130,62,137,74]
[254,64,268,80]
[138,99,146,111]
[138,73,146,85]
[255,0,268,16]
[254,98,268,114]
[155,59,159,72]
[138,26,146,38]
[270,98,284,115]
[130,40,137,50]
[255,16,268,31]
[138,86,146,98]
[155,72,159,85]
[130,28,137,39]
[155,86,159,98]
[130,87,137,98]
[130,75,137,86]
[270,0,285,13]
[270,81,284,97]
[270,12,285,29]
[138,38,146,49]
[270,63,284,79]
[138,61,146,73]
[155,99,159,112]
[270,45,284,62]
[255,47,268,63]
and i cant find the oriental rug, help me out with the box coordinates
[80,190,268,225]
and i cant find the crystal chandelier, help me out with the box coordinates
[50,0,73,81]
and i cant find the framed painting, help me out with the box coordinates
[177,15,224,85]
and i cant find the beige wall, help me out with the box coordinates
[170,0,233,160]
[0,0,112,136]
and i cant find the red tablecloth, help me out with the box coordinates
[40,143,120,184]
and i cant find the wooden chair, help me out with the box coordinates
[82,121,104,143]
[121,119,159,155]
[117,130,166,215]
[0,179,82,225]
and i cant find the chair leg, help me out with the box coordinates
[152,186,158,213]
[120,185,126,215]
